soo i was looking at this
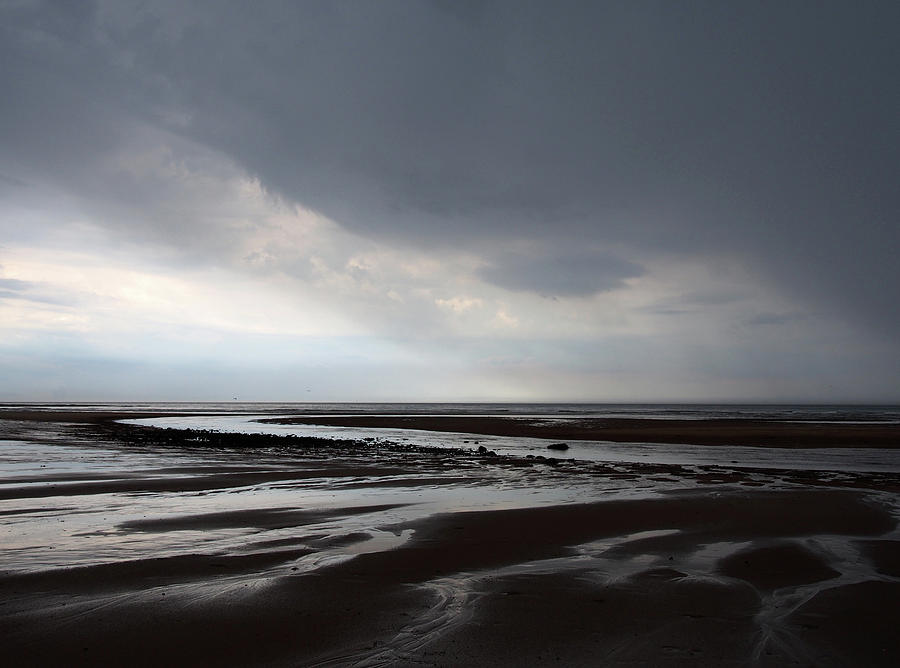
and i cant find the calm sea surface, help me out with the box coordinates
[4,401,900,422]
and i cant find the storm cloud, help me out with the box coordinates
[479,251,644,297]
[1,0,898,400]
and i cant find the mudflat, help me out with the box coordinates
[268,414,900,447]
[2,412,899,666]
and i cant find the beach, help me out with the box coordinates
[7,3,899,666]
[2,407,899,666]
[266,414,900,448]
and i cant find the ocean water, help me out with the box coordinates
[5,401,900,422]
[118,413,900,474]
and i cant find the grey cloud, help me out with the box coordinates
[684,292,748,307]
[745,312,803,327]
[0,292,75,306]
[2,1,899,339]
[0,173,28,187]
[0,278,35,291]
[0,277,77,306]
[0,291,73,306]
[479,251,643,297]
[642,290,748,316]
[644,308,689,316]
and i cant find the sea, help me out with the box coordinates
[5,401,900,422]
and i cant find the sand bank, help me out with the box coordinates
[267,414,900,447]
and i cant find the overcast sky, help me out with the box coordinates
[1,0,898,402]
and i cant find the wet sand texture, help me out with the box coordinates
[3,489,898,666]
[2,412,899,666]
[716,541,840,590]
[267,415,900,447]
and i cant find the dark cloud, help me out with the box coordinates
[745,312,803,327]
[2,1,898,337]
[0,173,28,187]
[641,290,749,316]
[479,251,643,297]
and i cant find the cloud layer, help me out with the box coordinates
[1,1,898,400]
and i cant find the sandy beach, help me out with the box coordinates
[2,409,899,666]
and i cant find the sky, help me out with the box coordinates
[1,0,898,403]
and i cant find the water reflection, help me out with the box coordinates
[124,414,900,473]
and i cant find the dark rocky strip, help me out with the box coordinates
[89,422,493,459]
[84,423,900,494]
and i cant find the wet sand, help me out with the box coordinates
[2,412,900,666]
[267,414,900,447]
